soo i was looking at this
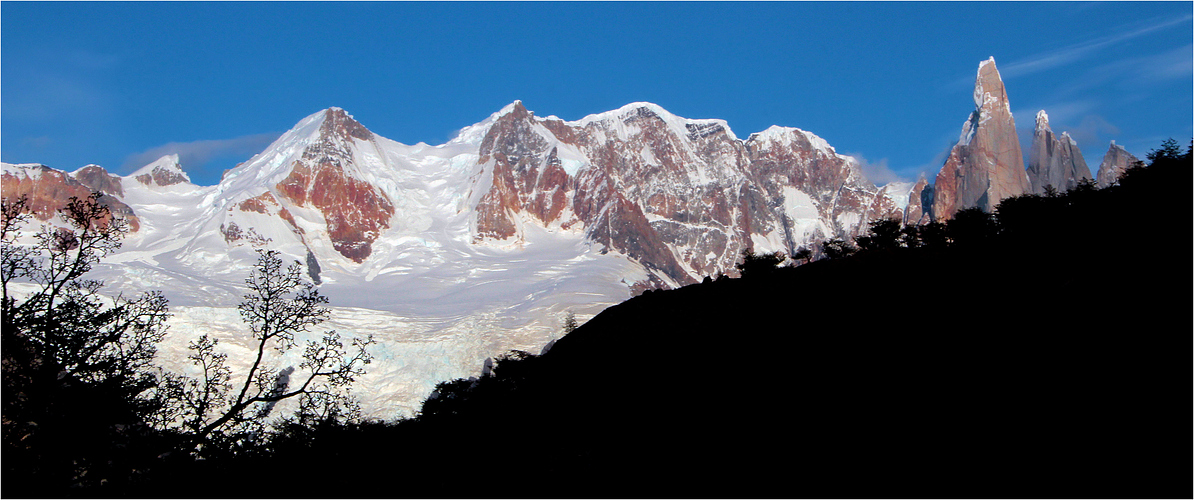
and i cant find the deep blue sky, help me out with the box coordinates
[3,2,1191,186]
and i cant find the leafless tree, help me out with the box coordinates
[2,193,170,392]
[154,249,375,446]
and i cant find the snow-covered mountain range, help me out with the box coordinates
[1,58,1140,419]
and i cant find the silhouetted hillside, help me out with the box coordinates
[21,148,1190,499]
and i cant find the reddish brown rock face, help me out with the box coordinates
[237,192,279,214]
[903,177,932,226]
[469,103,904,285]
[152,166,189,186]
[585,192,687,282]
[864,185,905,225]
[933,58,1031,220]
[74,165,124,197]
[220,221,243,243]
[474,102,571,240]
[134,165,189,187]
[2,165,139,231]
[323,107,373,141]
[745,127,880,242]
[274,109,394,263]
[1096,141,1141,189]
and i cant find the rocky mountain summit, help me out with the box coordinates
[4,100,923,417]
[1027,110,1093,194]
[933,57,1032,219]
[466,100,913,286]
[1095,141,1142,188]
[1,58,1152,419]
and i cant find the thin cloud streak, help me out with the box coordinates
[846,152,906,186]
[998,14,1192,80]
[945,14,1193,89]
[120,133,280,177]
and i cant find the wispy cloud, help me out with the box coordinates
[947,14,1193,89]
[999,14,1193,80]
[120,133,280,176]
[1065,115,1122,149]
[845,152,906,185]
[21,136,53,149]
[1069,43,1194,93]
[907,144,955,183]
[1,72,113,122]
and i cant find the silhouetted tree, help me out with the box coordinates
[2,193,171,492]
[736,249,787,277]
[562,311,579,334]
[854,218,903,252]
[153,249,375,451]
[917,221,949,248]
[820,238,857,259]
[945,207,997,246]
[792,246,813,264]
[1146,138,1184,163]
[900,223,923,248]
[2,193,170,396]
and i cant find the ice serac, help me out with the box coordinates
[1027,110,1092,194]
[274,108,394,262]
[1,162,140,231]
[932,57,1030,219]
[1095,141,1141,188]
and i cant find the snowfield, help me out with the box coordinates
[5,102,919,421]
[48,106,654,421]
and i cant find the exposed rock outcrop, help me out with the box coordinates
[467,102,913,284]
[932,57,1031,219]
[73,165,124,197]
[5,102,929,289]
[1,163,139,231]
[1027,110,1092,194]
[274,108,394,262]
[1095,141,1142,188]
[133,155,191,187]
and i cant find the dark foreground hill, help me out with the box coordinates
[56,153,1194,498]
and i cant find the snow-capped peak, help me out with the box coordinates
[212,108,337,190]
[570,101,739,142]
[129,154,180,175]
[491,100,530,120]
[273,108,335,145]
[973,57,999,109]
[126,154,192,188]
[1,162,50,180]
[1035,110,1050,133]
[747,125,838,158]
[70,164,105,176]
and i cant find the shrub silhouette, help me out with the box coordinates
[820,238,857,259]
[854,217,903,252]
[735,249,787,277]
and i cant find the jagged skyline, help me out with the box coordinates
[2,2,1190,186]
